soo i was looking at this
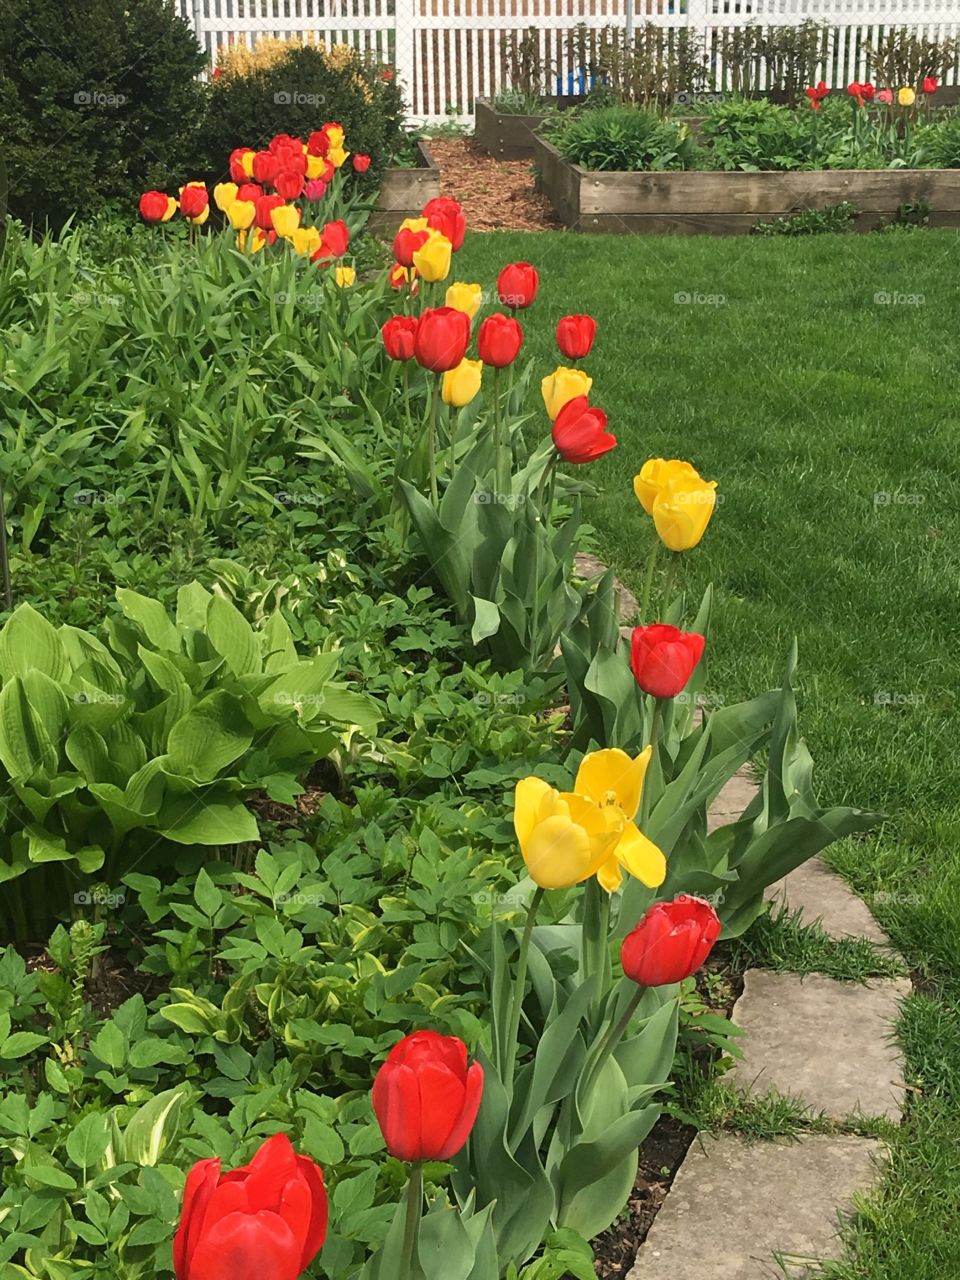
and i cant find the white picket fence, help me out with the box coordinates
[174,0,960,122]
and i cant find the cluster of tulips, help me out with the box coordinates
[172,892,720,1280]
[805,74,938,110]
[139,123,368,276]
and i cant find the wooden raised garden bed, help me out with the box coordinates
[371,139,441,236]
[532,132,960,234]
[475,98,551,160]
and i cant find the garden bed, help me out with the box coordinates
[476,98,704,159]
[371,138,441,235]
[532,132,960,233]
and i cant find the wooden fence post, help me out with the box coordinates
[394,0,418,120]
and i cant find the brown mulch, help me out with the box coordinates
[589,1116,697,1278]
[428,136,560,231]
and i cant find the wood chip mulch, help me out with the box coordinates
[428,136,560,232]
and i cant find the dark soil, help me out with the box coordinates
[428,136,559,232]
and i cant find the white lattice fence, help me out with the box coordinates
[174,0,960,122]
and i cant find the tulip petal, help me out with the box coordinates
[187,1209,301,1280]
[596,854,623,894]
[372,1062,423,1161]
[437,1060,484,1159]
[293,1157,329,1269]
[416,1060,469,1157]
[521,813,594,888]
[513,776,553,849]
[173,1157,221,1278]
[613,821,667,888]
[574,747,650,820]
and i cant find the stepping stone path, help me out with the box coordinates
[566,553,908,1278]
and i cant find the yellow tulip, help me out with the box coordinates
[161,196,177,223]
[326,125,345,149]
[270,205,301,238]
[445,282,484,319]
[241,150,256,178]
[226,200,256,231]
[328,145,351,169]
[898,87,916,107]
[651,478,717,551]
[412,230,452,282]
[573,748,666,892]
[514,778,624,889]
[541,366,592,421]
[633,458,702,516]
[335,265,356,288]
[399,216,429,234]
[442,358,483,408]
[306,154,327,180]
[185,204,209,227]
[213,181,238,212]
[291,226,323,257]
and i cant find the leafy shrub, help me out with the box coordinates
[913,112,960,168]
[0,587,379,939]
[0,0,206,229]
[699,98,813,171]
[543,105,699,171]
[198,42,404,184]
[752,201,859,236]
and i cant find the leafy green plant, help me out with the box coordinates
[542,105,699,171]
[699,97,813,171]
[752,201,859,236]
[0,586,379,938]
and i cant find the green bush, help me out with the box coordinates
[914,111,960,167]
[699,97,813,171]
[198,43,404,184]
[542,105,699,171]
[0,0,206,230]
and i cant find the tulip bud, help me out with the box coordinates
[412,230,453,283]
[445,281,483,319]
[556,314,597,360]
[621,897,721,987]
[442,357,483,408]
[498,261,539,309]
[541,366,592,421]
[630,623,705,699]
[372,1031,483,1163]
[477,312,523,368]
[551,396,616,464]
[413,306,470,372]
[382,315,419,361]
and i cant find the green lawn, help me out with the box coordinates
[459,229,960,1279]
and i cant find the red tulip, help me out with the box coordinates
[269,133,302,155]
[321,219,349,257]
[236,182,263,204]
[352,153,372,173]
[551,395,616,464]
[173,1133,327,1280]
[275,168,304,201]
[497,261,538,309]
[394,226,430,268]
[179,185,209,219]
[477,313,523,368]
[556,314,597,360]
[630,623,705,699]
[382,315,419,361]
[252,151,277,185]
[372,1031,483,1162]
[389,263,419,295]
[304,179,328,202]
[861,82,876,100]
[255,194,285,231]
[414,306,470,372]
[139,190,170,223]
[422,196,466,251]
[307,130,331,158]
[229,148,252,183]
[923,76,938,94]
[804,81,829,111]
[621,897,721,987]
[877,88,894,105]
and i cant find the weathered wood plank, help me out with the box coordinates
[376,140,441,213]
[475,99,546,160]
[573,210,960,235]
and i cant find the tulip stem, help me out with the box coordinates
[493,366,503,493]
[640,699,664,831]
[639,539,659,624]
[583,985,645,1096]
[502,886,545,1083]
[398,1160,423,1280]
[0,477,11,612]
[428,379,440,505]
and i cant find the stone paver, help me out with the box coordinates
[627,1133,884,1280]
[573,551,638,620]
[731,970,910,1122]
[764,857,891,946]
[707,768,760,833]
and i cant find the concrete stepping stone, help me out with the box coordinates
[707,768,760,833]
[764,857,891,946]
[573,551,638,620]
[627,1132,884,1279]
[731,970,910,1122]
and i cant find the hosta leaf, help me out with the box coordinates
[0,603,66,681]
[206,594,262,677]
[155,793,259,845]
